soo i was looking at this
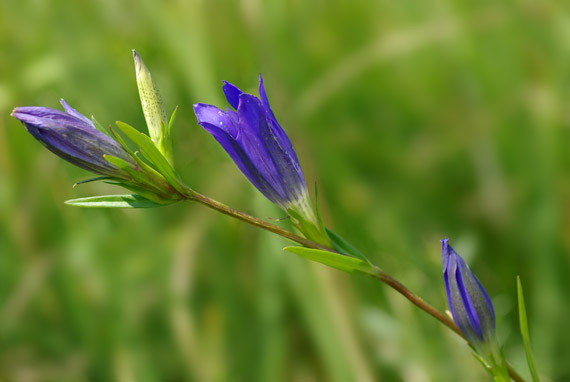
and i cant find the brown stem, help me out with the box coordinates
[185,192,526,382]
[190,192,330,251]
[373,267,462,336]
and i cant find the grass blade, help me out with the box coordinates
[517,276,540,382]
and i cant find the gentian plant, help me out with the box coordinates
[11,51,541,382]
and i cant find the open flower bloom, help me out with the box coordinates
[12,100,136,178]
[442,239,496,353]
[194,75,314,220]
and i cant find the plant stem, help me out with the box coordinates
[372,267,462,336]
[190,191,330,251]
[187,192,526,382]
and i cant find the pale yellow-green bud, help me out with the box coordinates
[132,50,171,162]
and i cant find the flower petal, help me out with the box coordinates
[193,103,238,138]
[257,75,303,180]
[60,99,96,128]
[199,120,284,204]
[238,94,306,202]
[222,81,243,111]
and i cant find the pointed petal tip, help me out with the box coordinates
[222,81,243,110]
[193,103,206,112]
[10,107,21,117]
[10,107,35,120]
[193,103,219,123]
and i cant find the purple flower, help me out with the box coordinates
[442,239,496,350]
[193,75,310,212]
[12,100,136,178]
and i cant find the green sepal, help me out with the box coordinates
[64,194,166,208]
[114,121,186,194]
[104,155,150,185]
[472,352,494,379]
[168,106,178,138]
[517,276,541,382]
[73,176,113,188]
[106,125,167,178]
[283,246,375,275]
[103,155,179,203]
[487,348,510,382]
[160,106,178,164]
[314,184,326,234]
[114,182,176,204]
[325,227,370,263]
[90,116,112,136]
[287,207,330,246]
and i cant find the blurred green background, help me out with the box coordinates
[1,0,569,381]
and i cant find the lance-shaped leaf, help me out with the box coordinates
[65,194,165,208]
[284,246,375,275]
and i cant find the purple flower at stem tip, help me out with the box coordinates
[11,99,136,178]
[442,238,496,353]
[193,75,312,216]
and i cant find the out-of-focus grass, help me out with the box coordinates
[1,1,569,381]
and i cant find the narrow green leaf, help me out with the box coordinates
[64,194,165,208]
[115,121,186,194]
[325,227,370,263]
[518,276,540,382]
[284,246,374,275]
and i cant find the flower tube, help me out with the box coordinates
[194,75,317,226]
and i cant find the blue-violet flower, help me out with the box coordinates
[12,99,136,178]
[442,238,496,352]
[193,75,314,220]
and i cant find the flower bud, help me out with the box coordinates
[12,100,136,179]
[133,50,170,159]
[442,239,496,353]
